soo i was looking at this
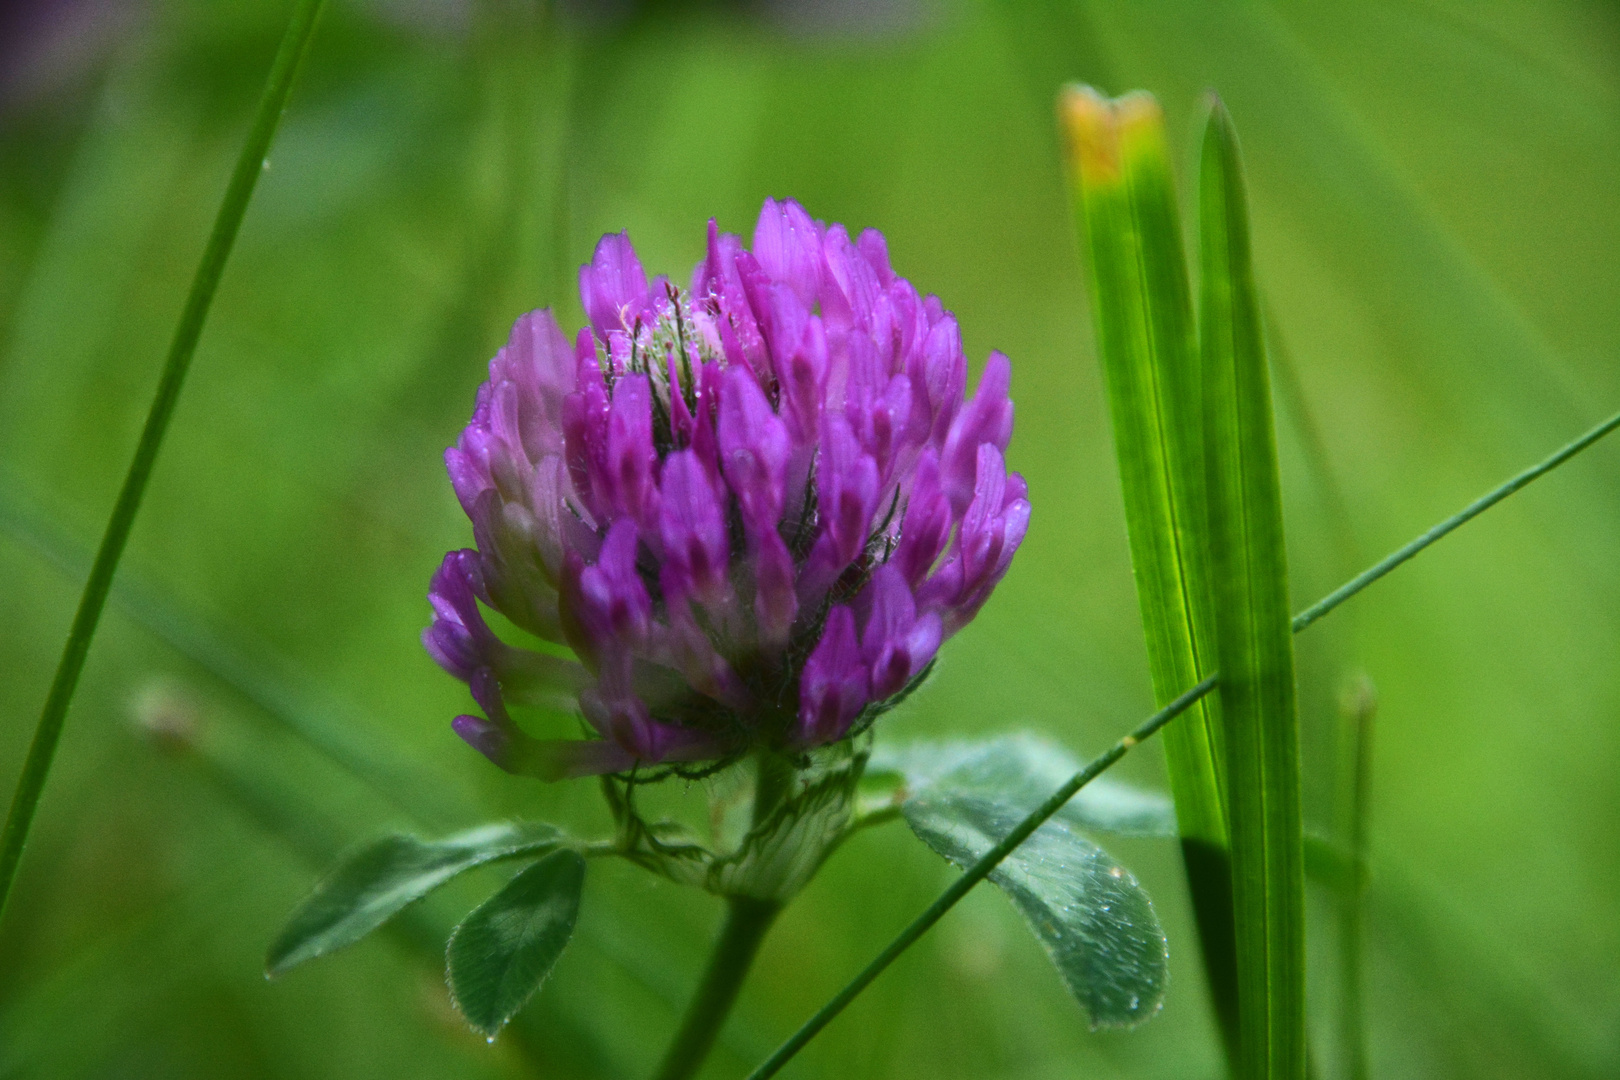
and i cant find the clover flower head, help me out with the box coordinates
[426,198,1029,779]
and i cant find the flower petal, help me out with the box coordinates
[797,605,869,746]
[579,231,650,336]
[753,197,823,306]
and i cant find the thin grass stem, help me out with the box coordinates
[742,405,1620,1079]
[1336,678,1376,1080]
[1291,408,1620,633]
[0,0,327,922]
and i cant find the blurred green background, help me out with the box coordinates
[1,0,1617,1077]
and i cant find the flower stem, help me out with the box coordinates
[654,751,792,1080]
[0,0,327,926]
[653,895,779,1080]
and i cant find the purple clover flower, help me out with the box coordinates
[425,199,1029,779]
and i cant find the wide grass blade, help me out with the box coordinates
[1061,83,1238,1060]
[0,0,328,922]
[1061,84,1225,846]
[1199,98,1306,1080]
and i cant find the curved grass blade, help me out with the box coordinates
[0,0,328,923]
[447,849,586,1040]
[1200,97,1306,1080]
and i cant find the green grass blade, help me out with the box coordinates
[1062,84,1239,1063]
[0,0,327,923]
[1061,84,1225,846]
[1199,98,1306,1080]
